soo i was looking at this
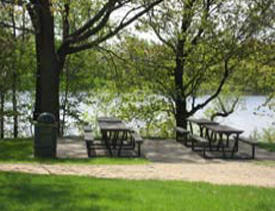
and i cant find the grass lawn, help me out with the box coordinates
[0,172,274,211]
[258,142,275,152]
[0,138,148,165]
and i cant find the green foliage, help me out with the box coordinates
[250,127,275,152]
[253,127,275,144]
[233,41,275,95]
[0,172,275,211]
[258,143,275,152]
[261,128,275,144]
[112,91,174,137]
[0,0,274,137]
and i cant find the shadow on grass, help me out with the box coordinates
[0,172,275,211]
[0,172,104,211]
[0,138,34,162]
[0,138,148,165]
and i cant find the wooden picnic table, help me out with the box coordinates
[187,117,219,137]
[97,117,130,156]
[97,117,122,123]
[204,124,244,158]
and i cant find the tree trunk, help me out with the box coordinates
[60,62,69,136]
[12,73,18,138]
[33,0,60,124]
[174,39,187,129]
[174,36,189,142]
[0,92,4,139]
[11,7,18,138]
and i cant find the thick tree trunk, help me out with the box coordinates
[0,92,4,139]
[174,37,189,142]
[175,100,187,128]
[33,22,41,121]
[33,1,60,124]
[174,39,187,128]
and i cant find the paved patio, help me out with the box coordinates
[57,137,275,162]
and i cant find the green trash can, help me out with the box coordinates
[34,113,57,158]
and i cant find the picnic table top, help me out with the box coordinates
[97,117,129,131]
[204,124,244,134]
[187,118,219,125]
[97,117,122,123]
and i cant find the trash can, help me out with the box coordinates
[34,113,57,158]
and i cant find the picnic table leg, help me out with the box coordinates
[189,121,194,134]
[226,135,230,147]
[217,133,223,151]
[235,134,239,152]
[219,134,226,158]
[102,131,113,157]
[199,126,203,137]
[209,131,215,151]
[86,141,91,158]
[112,131,119,149]
[211,132,218,151]
[137,142,141,157]
[252,144,255,159]
[231,134,239,158]
[117,139,123,157]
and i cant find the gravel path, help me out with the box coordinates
[1,162,275,187]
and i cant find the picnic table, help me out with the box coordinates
[204,124,244,158]
[97,117,122,123]
[97,117,130,156]
[187,118,219,137]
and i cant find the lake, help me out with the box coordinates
[80,95,274,137]
[2,94,274,138]
[195,96,274,136]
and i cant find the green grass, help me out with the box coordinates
[0,138,148,165]
[259,142,275,152]
[253,160,275,167]
[0,172,274,211]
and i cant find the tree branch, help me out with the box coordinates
[65,0,117,43]
[147,10,176,52]
[210,97,239,121]
[65,0,163,55]
[188,58,231,116]
[0,21,34,33]
[0,0,26,6]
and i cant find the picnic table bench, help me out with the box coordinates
[204,124,243,158]
[237,136,258,159]
[84,125,108,157]
[127,131,143,157]
[189,134,208,157]
[176,126,207,157]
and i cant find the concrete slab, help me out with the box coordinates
[142,139,207,163]
[56,137,275,163]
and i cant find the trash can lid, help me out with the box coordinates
[37,113,56,124]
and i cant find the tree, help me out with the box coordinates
[0,29,14,138]
[1,0,163,137]
[0,4,34,138]
[134,0,274,133]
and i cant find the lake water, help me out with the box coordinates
[194,96,274,136]
[2,94,275,137]
[79,95,274,137]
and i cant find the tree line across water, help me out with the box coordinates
[0,0,274,138]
